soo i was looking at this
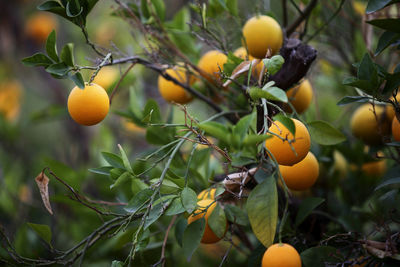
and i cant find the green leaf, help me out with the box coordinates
[88,166,113,176]
[375,31,400,56]
[374,177,400,191]
[337,96,371,106]
[357,53,378,82]
[65,1,83,17]
[301,246,342,266]
[102,152,124,169]
[224,204,249,226]
[226,0,238,16]
[142,99,161,123]
[166,7,190,31]
[295,197,325,226]
[150,178,180,194]
[45,30,58,62]
[342,77,378,94]
[37,1,68,19]
[181,187,197,213]
[366,0,399,14]
[208,203,226,238]
[111,260,124,267]
[60,43,75,67]
[274,114,295,136]
[367,18,400,33]
[198,121,230,144]
[118,144,133,173]
[22,53,53,67]
[307,120,346,145]
[46,62,70,76]
[144,202,167,229]
[249,87,288,102]
[69,72,85,89]
[243,134,272,146]
[110,172,133,189]
[246,177,278,248]
[175,217,187,247]
[183,218,205,261]
[263,55,284,75]
[165,197,186,216]
[232,112,255,145]
[124,188,153,213]
[27,223,52,247]
[383,72,400,94]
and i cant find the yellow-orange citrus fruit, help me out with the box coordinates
[353,1,366,16]
[123,120,146,134]
[350,104,392,145]
[265,118,311,166]
[92,67,119,91]
[285,79,313,114]
[198,188,216,200]
[25,13,58,43]
[187,199,226,244]
[262,243,301,267]
[393,117,400,141]
[158,67,194,104]
[362,159,386,177]
[197,50,227,83]
[242,15,283,58]
[279,152,319,191]
[95,22,117,46]
[67,83,110,126]
[333,150,348,177]
[233,47,265,76]
[0,81,22,121]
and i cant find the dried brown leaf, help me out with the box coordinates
[222,59,259,87]
[35,172,53,215]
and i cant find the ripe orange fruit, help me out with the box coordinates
[350,104,392,145]
[392,116,400,141]
[25,13,58,43]
[0,80,22,121]
[92,67,119,91]
[285,79,313,114]
[362,157,386,177]
[197,50,227,84]
[198,188,216,200]
[233,47,265,76]
[187,199,226,244]
[262,243,301,267]
[279,152,319,191]
[265,118,311,166]
[122,120,146,134]
[67,83,110,126]
[158,67,194,104]
[242,15,283,58]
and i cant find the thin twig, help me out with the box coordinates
[287,0,319,36]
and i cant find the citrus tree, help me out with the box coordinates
[1,0,400,266]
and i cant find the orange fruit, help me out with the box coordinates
[25,13,58,43]
[122,120,146,134]
[67,83,110,126]
[0,81,22,121]
[362,160,386,177]
[285,79,313,114]
[197,50,227,84]
[242,15,283,58]
[158,67,194,104]
[392,116,400,141]
[198,188,216,200]
[350,104,392,145]
[265,118,311,166]
[92,67,119,91]
[279,152,319,191]
[262,243,302,267]
[187,199,226,244]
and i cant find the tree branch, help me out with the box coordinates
[287,0,319,36]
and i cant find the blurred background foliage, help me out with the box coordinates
[0,0,400,266]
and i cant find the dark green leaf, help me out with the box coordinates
[337,96,371,106]
[383,72,400,94]
[45,30,58,62]
[175,217,187,247]
[142,99,161,123]
[342,77,378,94]
[183,218,205,261]
[110,172,133,189]
[37,1,68,19]
[366,0,399,14]
[69,72,85,89]
[301,246,342,267]
[232,112,255,145]
[295,197,325,226]
[246,177,278,248]
[144,202,167,229]
[165,197,186,216]
[224,204,249,226]
[101,152,124,169]
[375,31,400,55]
[181,187,197,213]
[22,53,53,67]
[357,53,377,82]
[46,62,70,76]
[66,1,83,17]
[60,43,75,67]
[124,188,153,213]
[367,18,400,33]
[27,223,52,247]
[274,114,295,136]
[307,120,346,145]
[375,177,400,191]
[208,203,227,238]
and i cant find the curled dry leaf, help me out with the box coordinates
[35,171,53,215]
[222,59,260,87]
[223,167,257,192]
